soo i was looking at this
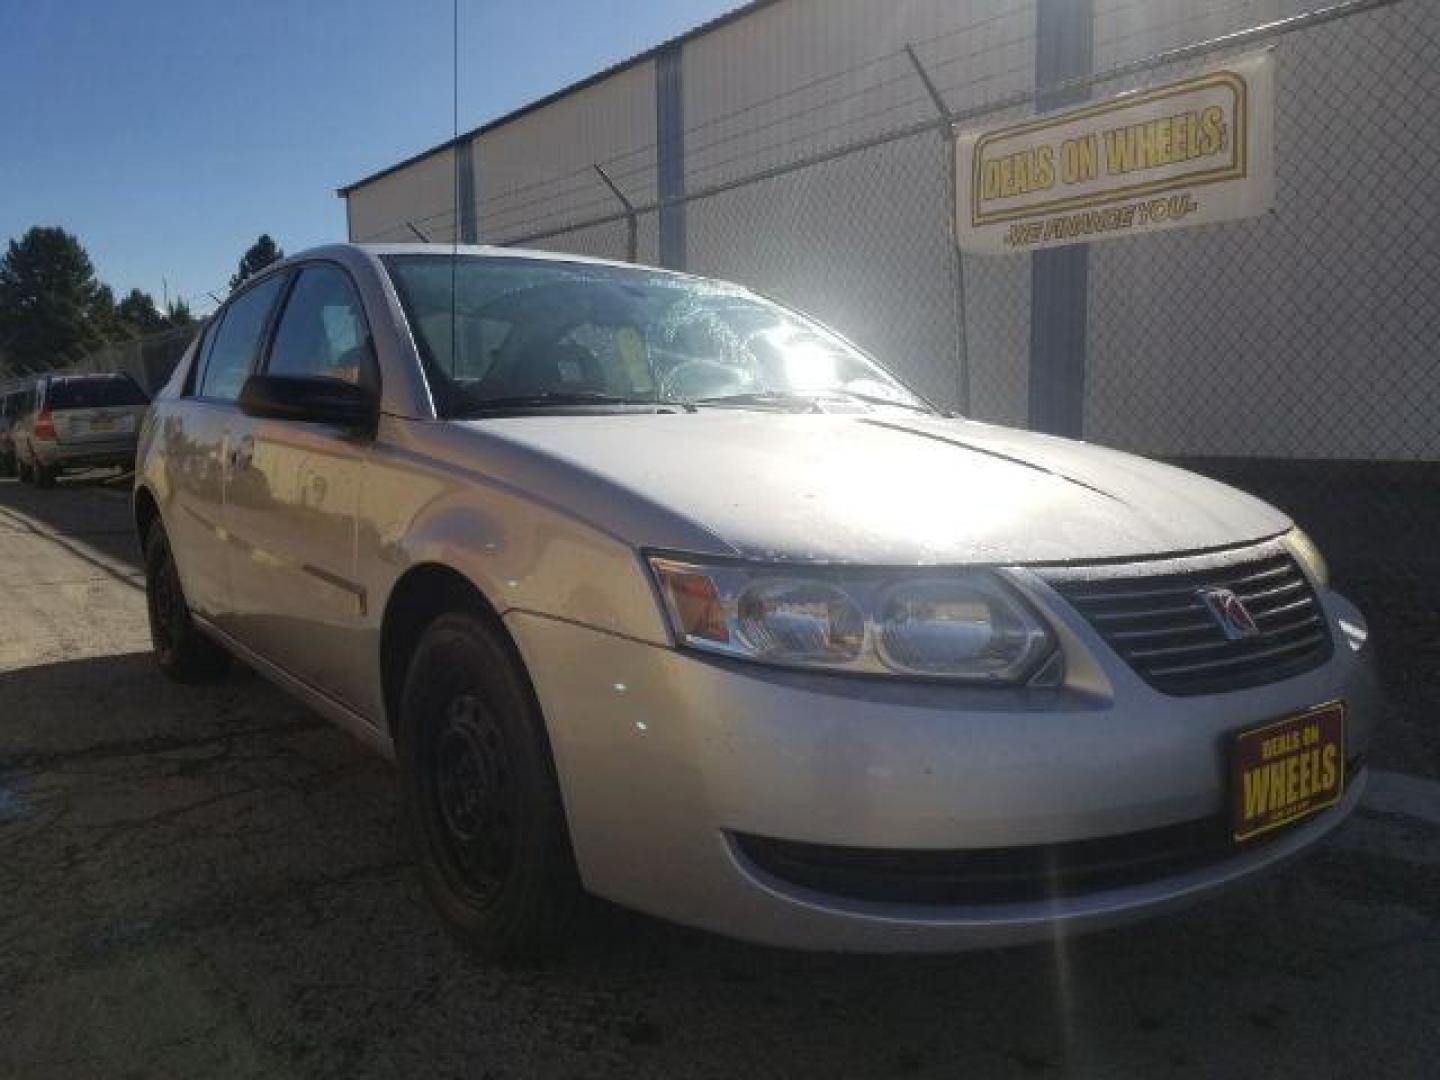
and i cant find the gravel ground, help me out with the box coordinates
[2,473,1438,1080]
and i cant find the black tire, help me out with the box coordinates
[33,462,55,488]
[144,522,230,683]
[17,457,32,484]
[0,454,13,478]
[398,611,582,960]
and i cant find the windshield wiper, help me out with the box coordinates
[458,391,669,413]
[692,389,932,414]
[691,391,824,412]
[814,388,934,413]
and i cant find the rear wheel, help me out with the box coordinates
[17,457,32,484]
[399,611,582,960]
[144,522,230,682]
[33,462,55,488]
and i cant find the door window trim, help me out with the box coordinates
[190,269,294,405]
[182,320,215,397]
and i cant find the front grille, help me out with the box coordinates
[1042,547,1332,696]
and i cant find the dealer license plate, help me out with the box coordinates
[1231,701,1345,843]
[90,416,114,432]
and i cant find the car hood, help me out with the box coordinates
[456,412,1290,564]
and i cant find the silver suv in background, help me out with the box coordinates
[14,372,148,487]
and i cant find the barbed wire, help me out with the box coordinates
[468,3,1038,218]
[484,0,1400,250]
[411,60,1028,239]
[351,5,1047,245]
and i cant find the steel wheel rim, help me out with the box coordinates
[429,691,517,905]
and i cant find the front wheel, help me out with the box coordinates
[398,611,582,959]
[144,522,230,682]
[33,462,55,488]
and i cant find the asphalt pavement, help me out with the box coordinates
[1,473,1437,1079]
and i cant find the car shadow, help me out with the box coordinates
[0,470,141,576]
[3,653,1435,1078]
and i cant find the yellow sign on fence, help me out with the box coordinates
[956,51,1275,254]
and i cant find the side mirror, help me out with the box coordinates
[238,375,377,430]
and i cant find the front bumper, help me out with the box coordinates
[506,588,1378,952]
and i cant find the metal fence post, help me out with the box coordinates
[593,164,639,262]
[656,43,688,271]
[905,45,970,414]
[456,138,479,243]
[1029,0,1093,437]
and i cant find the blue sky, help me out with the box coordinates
[0,0,738,315]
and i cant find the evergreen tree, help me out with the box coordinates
[165,297,195,326]
[0,226,112,372]
[229,234,284,291]
[118,287,169,335]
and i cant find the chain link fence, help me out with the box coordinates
[1078,0,1438,630]
[60,325,198,396]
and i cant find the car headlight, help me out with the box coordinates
[648,556,1055,683]
[1285,527,1329,587]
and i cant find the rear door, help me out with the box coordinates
[48,376,147,445]
[222,263,376,709]
[160,274,289,619]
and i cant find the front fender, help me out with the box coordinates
[361,460,670,648]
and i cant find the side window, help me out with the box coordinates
[266,265,376,387]
[198,275,287,401]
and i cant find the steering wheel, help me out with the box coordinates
[657,357,754,401]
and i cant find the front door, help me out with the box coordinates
[165,273,289,618]
[222,263,377,712]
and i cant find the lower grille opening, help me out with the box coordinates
[733,798,1342,907]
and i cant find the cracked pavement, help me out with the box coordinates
[2,473,1438,1079]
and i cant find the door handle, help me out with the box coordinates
[230,434,255,470]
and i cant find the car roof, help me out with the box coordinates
[354,242,639,271]
[251,242,710,288]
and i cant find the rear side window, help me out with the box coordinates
[266,265,375,386]
[198,275,287,401]
[47,376,147,409]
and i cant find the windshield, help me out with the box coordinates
[383,255,932,417]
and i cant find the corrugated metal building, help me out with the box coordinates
[338,0,1439,466]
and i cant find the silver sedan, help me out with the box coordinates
[134,243,1376,956]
